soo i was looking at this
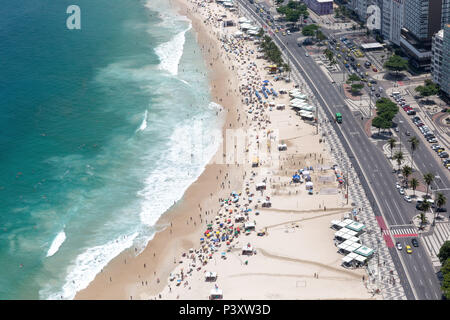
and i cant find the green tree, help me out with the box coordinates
[315,29,326,43]
[415,79,440,98]
[435,193,447,220]
[418,201,430,229]
[388,138,396,159]
[423,173,434,198]
[257,28,265,38]
[408,136,420,170]
[393,151,404,172]
[323,48,334,63]
[351,83,364,94]
[401,165,412,187]
[410,178,419,197]
[346,74,360,84]
[441,258,450,299]
[302,24,319,36]
[438,241,450,265]
[372,116,391,134]
[383,54,408,78]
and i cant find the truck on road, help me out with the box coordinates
[335,112,342,123]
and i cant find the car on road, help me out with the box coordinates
[407,110,416,115]
[405,131,411,136]
[404,195,412,202]
[395,127,399,132]
[305,52,309,57]
[375,93,380,97]
[436,207,447,212]
[439,152,449,158]
[396,242,403,250]
[406,245,413,254]
[432,144,443,151]
[411,238,419,247]
[373,67,378,72]
[287,30,290,35]
[396,182,401,189]
[427,137,438,143]
[399,188,405,195]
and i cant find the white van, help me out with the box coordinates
[391,91,400,96]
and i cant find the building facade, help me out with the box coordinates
[304,0,334,16]
[440,24,450,96]
[431,29,444,86]
[382,0,403,46]
[400,0,446,70]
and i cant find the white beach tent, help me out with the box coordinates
[244,222,256,230]
[299,105,315,112]
[210,288,223,300]
[305,181,313,189]
[337,242,351,254]
[354,254,367,264]
[331,219,342,229]
[205,272,217,282]
[290,97,307,104]
[238,17,252,24]
[256,182,266,190]
[242,243,253,254]
[349,236,361,243]
[342,255,354,264]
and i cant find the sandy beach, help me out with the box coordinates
[76,0,375,300]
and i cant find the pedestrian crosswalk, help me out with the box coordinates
[383,226,418,238]
[422,222,450,259]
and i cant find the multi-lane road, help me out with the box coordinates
[236,0,446,299]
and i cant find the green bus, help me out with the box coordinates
[335,112,342,123]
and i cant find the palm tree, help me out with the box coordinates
[408,136,420,170]
[418,201,430,230]
[423,173,434,198]
[435,193,447,221]
[393,151,404,172]
[401,166,412,187]
[388,138,396,159]
[410,178,419,197]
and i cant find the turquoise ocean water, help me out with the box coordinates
[0,0,223,299]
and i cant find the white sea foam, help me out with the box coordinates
[178,78,190,86]
[138,102,224,227]
[44,232,139,300]
[136,110,148,132]
[154,22,192,76]
[46,229,66,257]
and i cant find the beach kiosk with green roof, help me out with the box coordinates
[345,221,366,236]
